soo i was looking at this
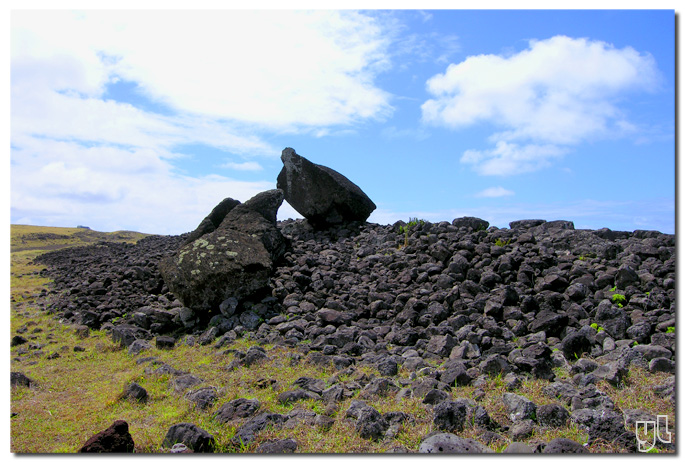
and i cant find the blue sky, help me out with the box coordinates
[9,7,676,235]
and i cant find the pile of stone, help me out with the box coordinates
[35,234,185,330]
[27,147,675,453]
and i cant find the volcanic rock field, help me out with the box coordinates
[24,148,676,453]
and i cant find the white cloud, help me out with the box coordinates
[381,125,429,141]
[474,186,515,198]
[12,10,393,130]
[423,35,658,141]
[391,23,460,70]
[10,10,396,233]
[422,35,660,176]
[461,141,567,176]
[10,137,274,235]
[221,161,264,172]
[418,11,433,23]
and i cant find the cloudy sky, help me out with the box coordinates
[10,7,676,234]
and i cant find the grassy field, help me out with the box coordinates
[8,225,675,453]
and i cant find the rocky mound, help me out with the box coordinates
[36,216,675,370]
[36,234,186,330]
[31,147,675,453]
[33,215,675,452]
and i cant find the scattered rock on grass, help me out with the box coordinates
[503,442,534,453]
[185,386,218,411]
[79,420,135,453]
[419,433,494,454]
[537,403,570,428]
[213,398,261,423]
[355,406,389,441]
[502,393,537,422]
[122,382,148,403]
[231,412,288,448]
[433,400,467,432]
[162,422,215,453]
[541,437,590,454]
[11,371,34,388]
[156,336,176,350]
[256,438,298,454]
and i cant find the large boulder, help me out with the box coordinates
[159,190,286,313]
[276,147,376,228]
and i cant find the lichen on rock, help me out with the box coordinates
[159,190,286,315]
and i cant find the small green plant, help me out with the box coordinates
[612,293,626,307]
[666,326,675,334]
[609,286,617,292]
[490,372,506,388]
[494,238,511,247]
[590,322,605,333]
[397,217,425,248]
[398,217,425,234]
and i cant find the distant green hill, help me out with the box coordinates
[10,224,150,253]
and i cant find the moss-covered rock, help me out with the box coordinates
[159,190,285,314]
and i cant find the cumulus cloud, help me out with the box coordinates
[10,137,275,234]
[474,186,515,198]
[13,10,393,129]
[422,35,660,175]
[11,10,394,233]
[461,141,568,176]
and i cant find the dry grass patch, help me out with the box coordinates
[597,367,675,421]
